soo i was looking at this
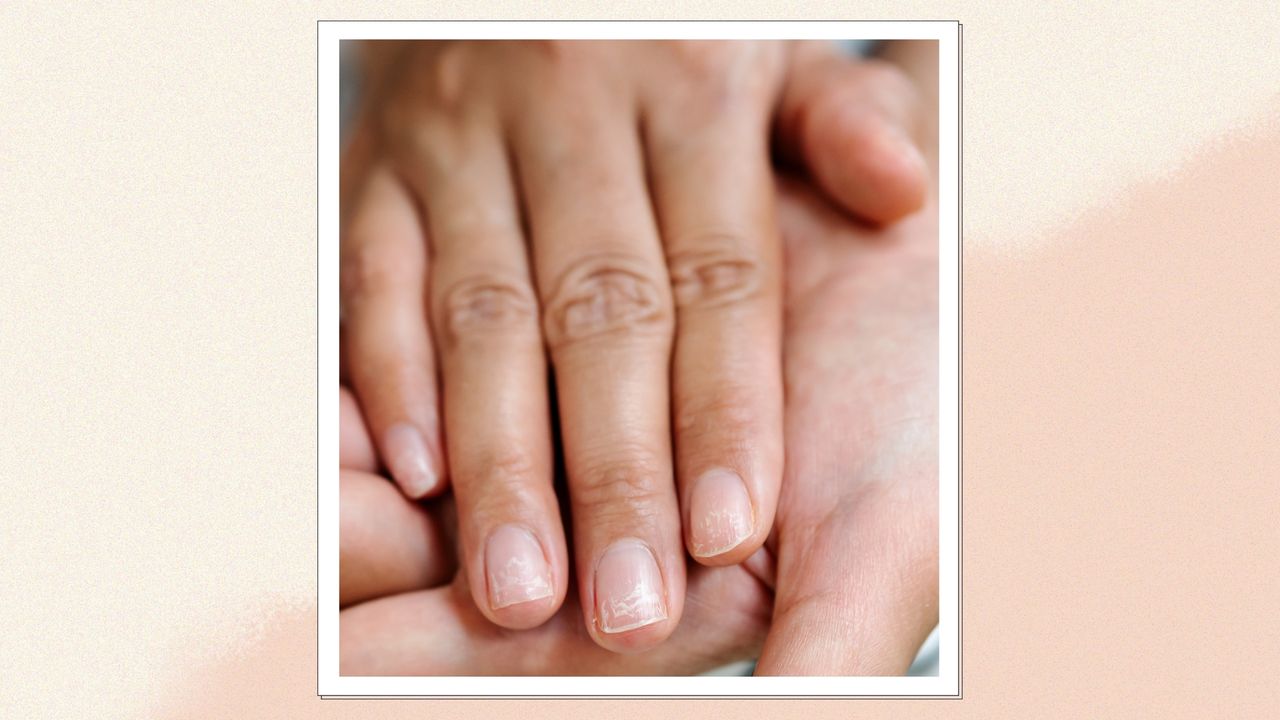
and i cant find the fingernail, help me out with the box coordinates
[595,538,667,634]
[383,423,436,497]
[688,469,754,558]
[485,524,554,610]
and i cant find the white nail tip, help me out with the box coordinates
[486,525,554,610]
[489,554,554,609]
[596,539,667,634]
[599,580,668,634]
[691,508,752,558]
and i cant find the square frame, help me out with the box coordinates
[318,19,961,698]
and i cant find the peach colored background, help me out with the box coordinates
[2,3,1279,718]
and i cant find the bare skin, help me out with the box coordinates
[340,39,930,652]
[339,39,941,669]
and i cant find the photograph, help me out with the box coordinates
[9,4,1280,718]
[319,21,960,695]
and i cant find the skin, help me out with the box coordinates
[340,40,929,651]
[338,168,939,674]
[338,39,941,672]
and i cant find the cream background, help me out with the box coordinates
[1,3,1278,718]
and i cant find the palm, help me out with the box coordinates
[758,176,939,674]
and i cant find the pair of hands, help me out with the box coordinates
[339,40,939,673]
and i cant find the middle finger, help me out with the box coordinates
[508,72,684,653]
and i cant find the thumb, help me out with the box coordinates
[775,41,929,225]
[754,497,937,675]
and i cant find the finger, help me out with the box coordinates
[400,115,567,630]
[339,469,455,607]
[641,78,784,567]
[341,164,447,499]
[340,563,769,675]
[775,41,928,225]
[339,386,377,472]
[507,84,684,653]
[877,39,940,169]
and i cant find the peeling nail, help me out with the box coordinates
[689,469,754,558]
[595,538,667,634]
[486,524,554,610]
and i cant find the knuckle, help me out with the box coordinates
[387,43,474,124]
[438,273,539,344]
[666,41,776,107]
[352,355,424,404]
[460,448,545,521]
[380,66,473,157]
[484,447,539,483]
[542,253,673,349]
[523,41,594,85]
[674,385,758,438]
[572,453,669,523]
[430,42,472,111]
[670,40,739,77]
[526,39,580,62]
[340,243,409,306]
[473,448,540,494]
[667,236,766,310]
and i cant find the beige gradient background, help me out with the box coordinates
[2,3,1278,718]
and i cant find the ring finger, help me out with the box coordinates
[400,114,568,630]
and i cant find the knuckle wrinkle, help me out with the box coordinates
[442,276,537,341]
[668,242,763,309]
[543,254,671,347]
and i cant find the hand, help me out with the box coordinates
[338,168,939,673]
[338,387,772,674]
[339,39,940,672]
[754,40,941,673]
[756,176,939,673]
[339,40,929,652]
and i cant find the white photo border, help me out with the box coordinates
[318,19,961,698]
